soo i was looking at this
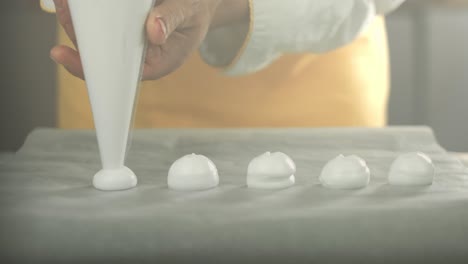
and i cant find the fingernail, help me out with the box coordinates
[50,55,57,63]
[156,17,167,40]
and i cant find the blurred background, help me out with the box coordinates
[0,1,467,151]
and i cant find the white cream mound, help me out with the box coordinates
[93,166,138,191]
[388,152,434,186]
[247,152,296,190]
[319,155,370,190]
[168,154,219,191]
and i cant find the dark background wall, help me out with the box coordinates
[0,1,56,151]
[386,4,468,151]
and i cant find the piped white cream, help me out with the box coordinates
[93,167,137,191]
[168,154,219,191]
[247,152,296,189]
[68,0,154,191]
[388,152,434,186]
[319,155,370,190]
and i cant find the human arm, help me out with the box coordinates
[200,0,407,75]
[49,0,249,80]
[49,0,406,79]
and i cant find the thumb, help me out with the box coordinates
[146,1,191,45]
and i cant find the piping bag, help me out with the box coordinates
[45,0,155,191]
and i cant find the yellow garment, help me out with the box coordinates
[57,17,389,129]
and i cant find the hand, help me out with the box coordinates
[50,0,223,80]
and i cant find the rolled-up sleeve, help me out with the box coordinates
[199,0,405,76]
[374,0,406,14]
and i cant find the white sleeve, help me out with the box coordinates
[199,0,406,76]
[374,0,406,14]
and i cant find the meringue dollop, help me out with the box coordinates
[247,152,296,189]
[388,152,434,186]
[93,166,138,191]
[168,154,219,191]
[319,155,370,190]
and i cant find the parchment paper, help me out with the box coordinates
[1,127,467,263]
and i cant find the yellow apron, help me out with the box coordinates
[57,17,389,129]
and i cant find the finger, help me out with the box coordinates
[50,45,85,79]
[142,46,165,80]
[142,31,194,80]
[54,0,78,47]
[146,0,192,45]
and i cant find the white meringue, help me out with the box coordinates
[247,152,296,190]
[93,166,138,191]
[388,152,434,186]
[168,154,219,191]
[319,155,370,190]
